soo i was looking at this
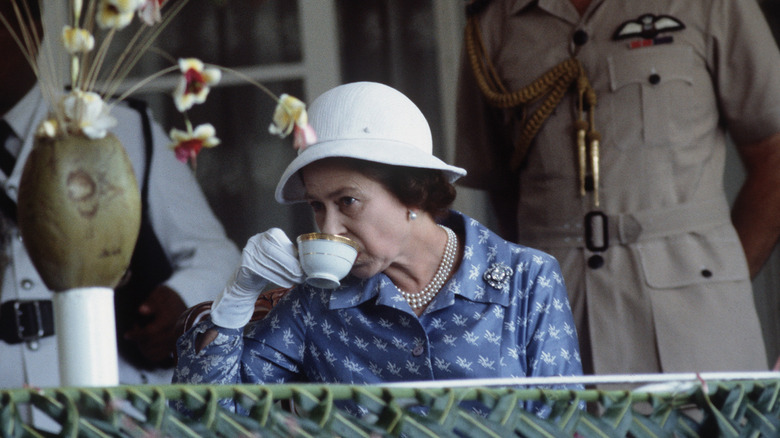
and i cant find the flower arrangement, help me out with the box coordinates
[0,0,316,168]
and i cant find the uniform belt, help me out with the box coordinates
[0,300,55,344]
[517,198,732,249]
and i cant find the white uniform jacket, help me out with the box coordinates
[0,87,240,396]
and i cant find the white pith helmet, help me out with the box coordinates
[274,81,467,204]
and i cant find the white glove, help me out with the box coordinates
[210,228,304,328]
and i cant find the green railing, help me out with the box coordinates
[2,375,780,437]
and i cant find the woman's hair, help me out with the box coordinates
[339,158,457,219]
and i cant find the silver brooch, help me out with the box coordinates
[483,262,513,289]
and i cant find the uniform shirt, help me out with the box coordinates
[174,211,584,416]
[0,87,240,396]
[455,0,774,373]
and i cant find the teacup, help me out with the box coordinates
[297,233,359,289]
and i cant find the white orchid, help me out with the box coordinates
[269,94,308,138]
[60,90,117,139]
[96,0,144,29]
[3,0,311,170]
[35,119,59,139]
[62,26,94,54]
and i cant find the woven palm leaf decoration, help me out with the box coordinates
[1,379,779,437]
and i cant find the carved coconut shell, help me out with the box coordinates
[17,133,141,292]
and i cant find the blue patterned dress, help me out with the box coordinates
[174,211,583,414]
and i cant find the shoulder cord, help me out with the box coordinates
[464,14,602,206]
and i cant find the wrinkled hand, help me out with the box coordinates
[124,285,187,366]
[210,228,304,328]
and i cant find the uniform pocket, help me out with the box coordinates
[607,45,696,149]
[636,225,749,290]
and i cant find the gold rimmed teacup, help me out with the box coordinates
[296,233,358,289]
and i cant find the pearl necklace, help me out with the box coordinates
[398,225,457,309]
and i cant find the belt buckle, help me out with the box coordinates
[1,299,54,344]
[584,210,609,252]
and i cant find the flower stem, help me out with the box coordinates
[71,57,80,88]
[103,0,191,99]
[70,0,82,86]
[108,65,179,109]
[72,0,83,23]
[212,64,280,103]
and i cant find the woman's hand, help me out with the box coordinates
[210,228,304,328]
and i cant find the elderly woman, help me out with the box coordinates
[174,82,583,411]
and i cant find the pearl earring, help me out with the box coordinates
[408,210,417,220]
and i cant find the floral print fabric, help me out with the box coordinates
[174,211,583,413]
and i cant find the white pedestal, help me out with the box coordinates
[53,287,119,386]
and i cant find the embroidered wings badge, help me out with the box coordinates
[613,14,685,41]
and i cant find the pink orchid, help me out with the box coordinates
[293,123,317,151]
[138,0,165,25]
[173,58,221,112]
[169,123,220,167]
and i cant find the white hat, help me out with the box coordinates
[275,82,467,204]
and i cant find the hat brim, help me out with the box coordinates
[275,138,467,204]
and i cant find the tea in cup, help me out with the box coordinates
[297,233,359,289]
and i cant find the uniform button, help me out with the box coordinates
[20,279,34,289]
[648,73,661,85]
[587,255,604,269]
[573,30,589,46]
[412,345,424,357]
[701,269,713,278]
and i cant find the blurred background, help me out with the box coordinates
[105,0,468,247]
[48,0,780,367]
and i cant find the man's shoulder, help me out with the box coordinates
[109,99,158,151]
[111,99,148,126]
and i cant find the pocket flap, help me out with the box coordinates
[637,228,748,289]
[608,45,694,91]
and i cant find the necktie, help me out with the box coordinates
[0,121,17,176]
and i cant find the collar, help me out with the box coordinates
[2,85,48,190]
[5,85,46,142]
[509,0,536,14]
[328,275,414,308]
[510,0,605,22]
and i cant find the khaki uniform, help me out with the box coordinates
[456,0,775,374]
